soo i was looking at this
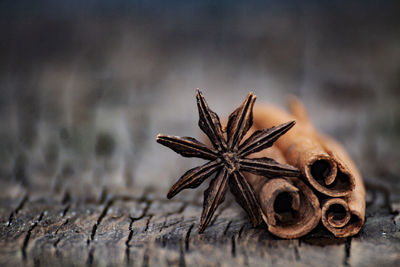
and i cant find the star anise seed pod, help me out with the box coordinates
[157,90,300,233]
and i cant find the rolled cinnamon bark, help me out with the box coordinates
[259,177,321,239]
[246,146,321,239]
[253,102,354,197]
[288,98,365,237]
[253,98,365,237]
[319,134,366,237]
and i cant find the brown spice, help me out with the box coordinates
[245,144,321,239]
[252,98,365,238]
[156,90,299,233]
[260,177,321,239]
[252,99,355,197]
[319,134,365,237]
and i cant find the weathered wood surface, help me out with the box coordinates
[0,179,399,267]
[1,2,400,266]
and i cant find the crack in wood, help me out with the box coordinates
[53,237,61,248]
[62,203,71,217]
[125,200,152,265]
[89,198,114,243]
[238,224,246,239]
[185,223,194,251]
[55,218,69,235]
[53,217,71,260]
[21,210,45,261]
[224,221,232,235]
[294,245,300,261]
[343,237,352,266]
[144,215,153,232]
[159,202,187,232]
[126,201,152,246]
[61,190,72,218]
[163,219,183,229]
[7,194,29,227]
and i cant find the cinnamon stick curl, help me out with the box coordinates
[252,98,365,238]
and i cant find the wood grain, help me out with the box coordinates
[0,180,399,267]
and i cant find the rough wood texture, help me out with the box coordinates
[0,180,399,267]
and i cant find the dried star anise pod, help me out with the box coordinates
[156,90,300,233]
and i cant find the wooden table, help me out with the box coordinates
[0,177,399,266]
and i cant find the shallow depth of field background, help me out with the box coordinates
[0,1,399,196]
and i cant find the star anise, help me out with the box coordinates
[156,90,299,233]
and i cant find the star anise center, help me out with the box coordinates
[222,151,239,173]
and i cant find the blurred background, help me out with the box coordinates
[0,0,399,196]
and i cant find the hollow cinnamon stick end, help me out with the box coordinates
[303,154,356,197]
[260,178,321,239]
[321,198,365,238]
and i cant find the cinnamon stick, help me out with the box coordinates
[252,101,355,197]
[288,98,365,237]
[319,134,365,237]
[253,98,365,237]
[246,146,321,239]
